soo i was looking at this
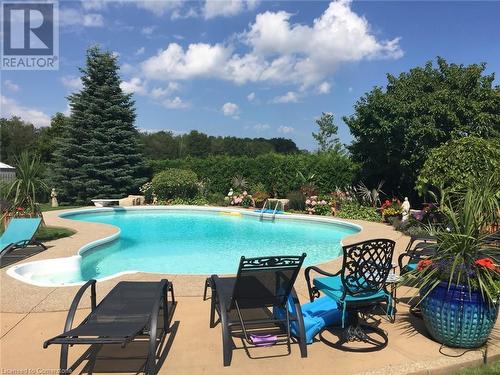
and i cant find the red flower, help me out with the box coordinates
[417,259,433,271]
[17,207,24,211]
[475,258,496,271]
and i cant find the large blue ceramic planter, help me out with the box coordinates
[420,281,498,348]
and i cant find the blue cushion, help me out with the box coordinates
[313,275,387,302]
[406,263,417,271]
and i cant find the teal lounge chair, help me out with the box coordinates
[0,217,46,258]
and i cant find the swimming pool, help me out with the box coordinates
[8,207,361,286]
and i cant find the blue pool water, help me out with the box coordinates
[31,209,359,284]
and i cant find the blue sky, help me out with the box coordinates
[1,0,499,150]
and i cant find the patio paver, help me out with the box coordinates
[0,207,498,374]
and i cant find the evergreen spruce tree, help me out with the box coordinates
[52,46,147,204]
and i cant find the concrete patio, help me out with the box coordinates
[1,208,498,374]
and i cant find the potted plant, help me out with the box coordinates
[403,181,499,348]
[381,198,402,222]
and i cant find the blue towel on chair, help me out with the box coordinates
[275,296,343,344]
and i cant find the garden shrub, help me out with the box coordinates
[249,182,267,194]
[336,202,381,222]
[253,191,269,208]
[207,192,226,206]
[152,168,198,200]
[287,191,306,211]
[416,137,500,196]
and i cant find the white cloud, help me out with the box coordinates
[253,123,270,131]
[61,76,83,91]
[135,0,182,16]
[141,26,157,35]
[120,77,148,95]
[272,91,298,103]
[0,95,50,127]
[121,63,136,74]
[60,8,104,28]
[150,87,168,99]
[142,42,232,80]
[278,125,294,134]
[163,97,189,109]
[80,0,184,17]
[63,104,72,116]
[150,82,179,98]
[204,0,259,19]
[317,81,331,94]
[120,77,180,101]
[4,80,20,92]
[139,0,402,90]
[221,102,240,118]
[82,0,106,11]
[247,92,256,101]
[135,47,146,56]
[171,7,199,20]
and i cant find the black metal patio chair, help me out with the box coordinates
[44,279,176,374]
[398,234,437,274]
[203,254,307,366]
[305,239,395,347]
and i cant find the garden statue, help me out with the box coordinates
[402,197,411,221]
[227,188,234,197]
[152,193,158,205]
[51,188,59,208]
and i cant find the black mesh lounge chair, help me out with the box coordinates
[204,254,307,366]
[44,279,175,374]
[398,235,437,274]
[305,239,395,344]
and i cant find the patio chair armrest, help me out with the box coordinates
[304,266,340,302]
[397,252,428,271]
[63,280,97,333]
[209,275,230,311]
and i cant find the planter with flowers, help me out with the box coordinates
[403,182,499,348]
[381,199,402,223]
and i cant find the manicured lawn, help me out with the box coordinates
[0,224,76,242]
[34,226,76,241]
[454,361,500,375]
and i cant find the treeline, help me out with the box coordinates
[149,153,358,197]
[0,117,300,166]
[140,130,299,159]
[0,116,64,165]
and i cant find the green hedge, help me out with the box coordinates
[149,153,358,196]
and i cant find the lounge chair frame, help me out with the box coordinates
[204,254,307,366]
[44,279,175,374]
